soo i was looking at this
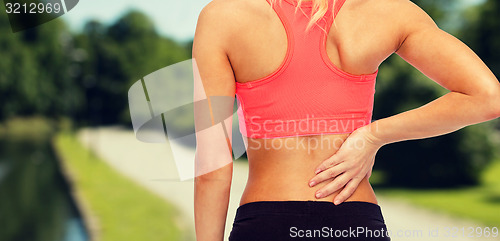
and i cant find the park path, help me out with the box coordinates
[77,126,495,241]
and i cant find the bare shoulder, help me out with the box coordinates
[199,0,240,18]
[197,0,239,30]
[347,0,439,52]
[369,0,438,32]
[196,0,269,45]
[198,0,268,26]
[358,0,436,23]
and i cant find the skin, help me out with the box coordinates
[192,0,500,240]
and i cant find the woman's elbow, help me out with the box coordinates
[488,102,500,121]
[194,162,233,184]
[482,87,500,120]
[195,173,232,185]
[195,174,232,195]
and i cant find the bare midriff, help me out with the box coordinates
[239,133,378,206]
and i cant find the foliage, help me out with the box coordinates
[461,0,500,78]
[71,11,191,126]
[0,9,80,121]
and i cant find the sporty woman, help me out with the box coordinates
[192,0,500,240]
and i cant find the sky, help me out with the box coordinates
[62,0,211,42]
[62,0,485,43]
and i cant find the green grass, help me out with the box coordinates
[375,160,500,226]
[53,131,190,241]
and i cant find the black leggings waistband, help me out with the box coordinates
[235,200,384,219]
[229,200,390,241]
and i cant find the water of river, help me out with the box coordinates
[0,137,88,241]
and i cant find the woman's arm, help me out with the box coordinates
[369,2,500,144]
[192,2,236,241]
[310,0,500,204]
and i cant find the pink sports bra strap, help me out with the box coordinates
[334,0,347,19]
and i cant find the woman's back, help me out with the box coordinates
[212,0,402,205]
[241,134,378,205]
[223,0,399,82]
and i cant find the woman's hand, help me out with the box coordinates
[308,123,385,205]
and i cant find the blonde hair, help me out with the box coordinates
[269,0,337,31]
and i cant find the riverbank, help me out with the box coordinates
[53,131,191,241]
[52,135,100,241]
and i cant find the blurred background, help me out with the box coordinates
[0,0,499,241]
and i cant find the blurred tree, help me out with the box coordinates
[183,39,194,57]
[0,7,81,122]
[461,0,500,78]
[72,10,190,126]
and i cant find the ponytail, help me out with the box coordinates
[269,0,337,31]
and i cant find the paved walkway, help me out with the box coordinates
[78,126,495,241]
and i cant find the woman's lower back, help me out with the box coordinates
[239,133,378,206]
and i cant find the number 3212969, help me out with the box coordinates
[5,2,62,14]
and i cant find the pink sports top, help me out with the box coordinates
[235,0,378,139]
